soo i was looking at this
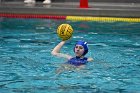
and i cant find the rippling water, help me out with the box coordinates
[0,18,140,93]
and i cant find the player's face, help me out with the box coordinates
[74,45,84,57]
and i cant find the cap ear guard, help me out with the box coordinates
[83,47,88,56]
[74,40,88,56]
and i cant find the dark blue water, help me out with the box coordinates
[0,18,140,93]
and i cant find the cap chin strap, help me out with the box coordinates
[76,55,84,58]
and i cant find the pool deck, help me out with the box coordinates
[0,1,140,17]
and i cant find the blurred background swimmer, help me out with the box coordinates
[51,24,93,74]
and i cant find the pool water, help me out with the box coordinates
[0,18,140,93]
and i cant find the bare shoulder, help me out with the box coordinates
[87,57,94,62]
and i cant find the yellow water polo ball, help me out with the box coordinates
[57,24,73,41]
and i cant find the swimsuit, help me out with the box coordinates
[67,56,88,66]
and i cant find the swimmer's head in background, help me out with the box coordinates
[74,40,88,56]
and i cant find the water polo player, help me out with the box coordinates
[51,40,93,66]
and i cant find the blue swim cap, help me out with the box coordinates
[74,41,88,56]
